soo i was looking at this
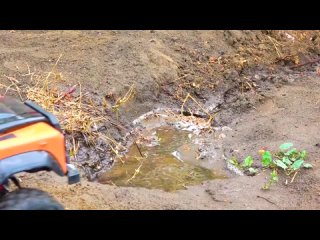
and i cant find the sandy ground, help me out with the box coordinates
[17,73,320,209]
[1,30,320,209]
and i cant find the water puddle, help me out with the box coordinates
[99,120,226,191]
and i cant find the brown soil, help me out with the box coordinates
[2,30,320,209]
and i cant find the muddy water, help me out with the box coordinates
[99,125,225,191]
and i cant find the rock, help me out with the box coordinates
[221,126,232,131]
[225,69,239,80]
[171,37,178,42]
[219,133,226,139]
[254,74,261,80]
[171,151,183,161]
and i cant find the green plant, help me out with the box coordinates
[229,157,240,167]
[262,169,279,190]
[230,142,313,190]
[270,143,311,173]
[261,142,312,189]
[229,155,258,175]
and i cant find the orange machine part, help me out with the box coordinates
[0,122,67,173]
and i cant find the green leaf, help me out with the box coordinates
[279,142,293,151]
[270,170,278,182]
[248,167,258,174]
[242,156,253,168]
[229,157,239,166]
[300,150,307,160]
[275,160,288,170]
[262,151,272,167]
[303,163,313,169]
[285,148,297,156]
[291,159,304,170]
[282,157,292,165]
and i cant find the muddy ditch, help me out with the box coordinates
[98,108,228,191]
[76,63,314,192]
[2,30,320,194]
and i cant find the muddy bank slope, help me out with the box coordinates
[2,30,320,209]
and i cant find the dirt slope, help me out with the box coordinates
[2,30,320,209]
[17,73,320,210]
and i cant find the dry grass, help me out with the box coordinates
[1,30,319,167]
[1,55,132,165]
[111,84,135,115]
[180,92,215,124]
[20,56,106,146]
[170,31,320,116]
[235,30,320,67]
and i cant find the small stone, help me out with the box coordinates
[254,74,261,80]
[222,126,232,131]
[219,133,226,139]
[171,37,178,42]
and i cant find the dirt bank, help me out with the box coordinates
[15,72,320,209]
[2,30,320,209]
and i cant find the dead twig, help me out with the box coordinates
[54,84,78,103]
[268,36,282,58]
[290,57,320,69]
[71,137,80,161]
[4,75,20,84]
[44,54,63,87]
[245,81,253,90]
[181,93,215,124]
[3,75,23,101]
[257,195,278,207]
[112,84,135,119]
[126,162,143,183]
[274,54,295,63]
[290,171,298,183]
[210,196,225,203]
[172,74,190,82]
[134,141,144,158]
[108,143,125,164]
[205,189,229,203]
